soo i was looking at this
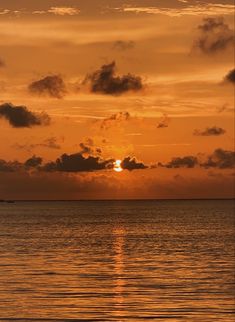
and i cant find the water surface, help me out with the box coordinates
[0,200,234,321]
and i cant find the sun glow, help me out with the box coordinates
[114,160,123,172]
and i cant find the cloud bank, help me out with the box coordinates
[159,149,235,169]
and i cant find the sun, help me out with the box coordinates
[113,160,123,172]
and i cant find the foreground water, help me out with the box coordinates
[0,200,234,321]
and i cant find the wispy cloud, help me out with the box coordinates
[48,7,80,16]
[120,4,234,17]
[194,126,226,136]
[0,9,10,15]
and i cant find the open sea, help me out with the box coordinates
[0,200,234,321]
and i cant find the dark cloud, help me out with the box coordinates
[28,75,66,99]
[157,114,170,128]
[84,61,143,95]
[0,159,20,172]
[121,156,148,171]
[24,156,43,168]
[194,126,226,136]
[1,148,233,176]
[159,156,198,168]
[1,156,42,172]
[0,103,50,128]
[158,149,235,169]
[79,138,102,155]
[0,154,149,174]
[193,17,234,54]
[43,152,114,173]
[201,148,235,169]
[113,40,135,51]
[99,111,131,130]
[224,68,235,84]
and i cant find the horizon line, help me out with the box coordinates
[1,198,234,202]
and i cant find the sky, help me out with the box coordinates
[0,0,234,199]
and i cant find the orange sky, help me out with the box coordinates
[0,0,234,199]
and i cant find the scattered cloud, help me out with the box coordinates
[193,17,234,54]
[159,156,198,168]
[48,7,80,16]
[120,4,235,17]
[0,159,20,172]
[158,149,235,169]
[79,138,102,156]
[224,68,235,84]
[0,103,50,128]
[14,137,62,152]
[194,126,226,136]
[0,9,10,15]
[113,40,135,51]
[99,111,131,130]
[201,148,235,169]
[24,156,43,169]
[28,75,66,99]
[157,114,170,128]
[84,61,143,95]
[121,156,148,171]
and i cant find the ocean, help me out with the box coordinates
[0,200,234,321]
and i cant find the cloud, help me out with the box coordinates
[99,111,131,130]
[28,75,66,99]
[24,156,43,169]
[194,126,226,136]
[224,68,235,84]
[0,103,50,128]
[121,156,148,171]
[14,137,62,152]
[0,159,20,172]
[48,7,80,16]
[120,4,235,17]
[43,152,114,173]
[0,9,10,15]
[84,61,143,95]
[0,152,113,173]
[2,145,234,176]
[157,114,170,128]
[41,137,62,149]
[79,138,102,156]
[159,156,198,168]
[113,40,135,51]
[158,149,235,169]
[193,17,234,54]
[201,149,235,169]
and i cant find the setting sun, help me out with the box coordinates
[114,160,123,172]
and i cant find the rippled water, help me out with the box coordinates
[0,200,234,321]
